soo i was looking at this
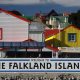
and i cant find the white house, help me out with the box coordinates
[0,8,31,42]
[29,22,45,42]
[0,8,31,57]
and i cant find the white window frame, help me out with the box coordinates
[68,33,76,42]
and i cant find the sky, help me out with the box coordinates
[0,0,80,6]
[0,0,80,16]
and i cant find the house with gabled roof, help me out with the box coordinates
[0,8,31,42]
[29,21,45,42]
[46,16,70,29]
[45,25,80,58]
[0,8,31,57]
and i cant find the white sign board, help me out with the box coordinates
[0,58,80,72]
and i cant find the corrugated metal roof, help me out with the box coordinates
[44,29,59,39]
[0,42,45,48]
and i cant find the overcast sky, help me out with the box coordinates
[0,0,80,6]
[0,0,80,16]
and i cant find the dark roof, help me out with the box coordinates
[9,10,22,16]
[46,9,58,17]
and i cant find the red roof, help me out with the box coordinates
[24,38,37,42]
[44,29,59,39]
[0,8,31,23]
[62,24,80,31]
[44,25,80,39]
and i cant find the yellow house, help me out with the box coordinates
[45,25,80,47]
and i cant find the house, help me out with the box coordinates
[29,21,45,42]
[45,25,80,58]
[0,8,31,57]
[0,8,31,42]
[46,16,70,29]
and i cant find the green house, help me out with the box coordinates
[47,16,70,29]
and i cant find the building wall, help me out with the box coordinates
[0,12,29,42]
[29,32,44,42]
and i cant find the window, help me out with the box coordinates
[68,33,76,42]
[53,17,56,21]
[64,17,68,23]
[0,28,2,40]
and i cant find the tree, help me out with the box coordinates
[68,10,80,27]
